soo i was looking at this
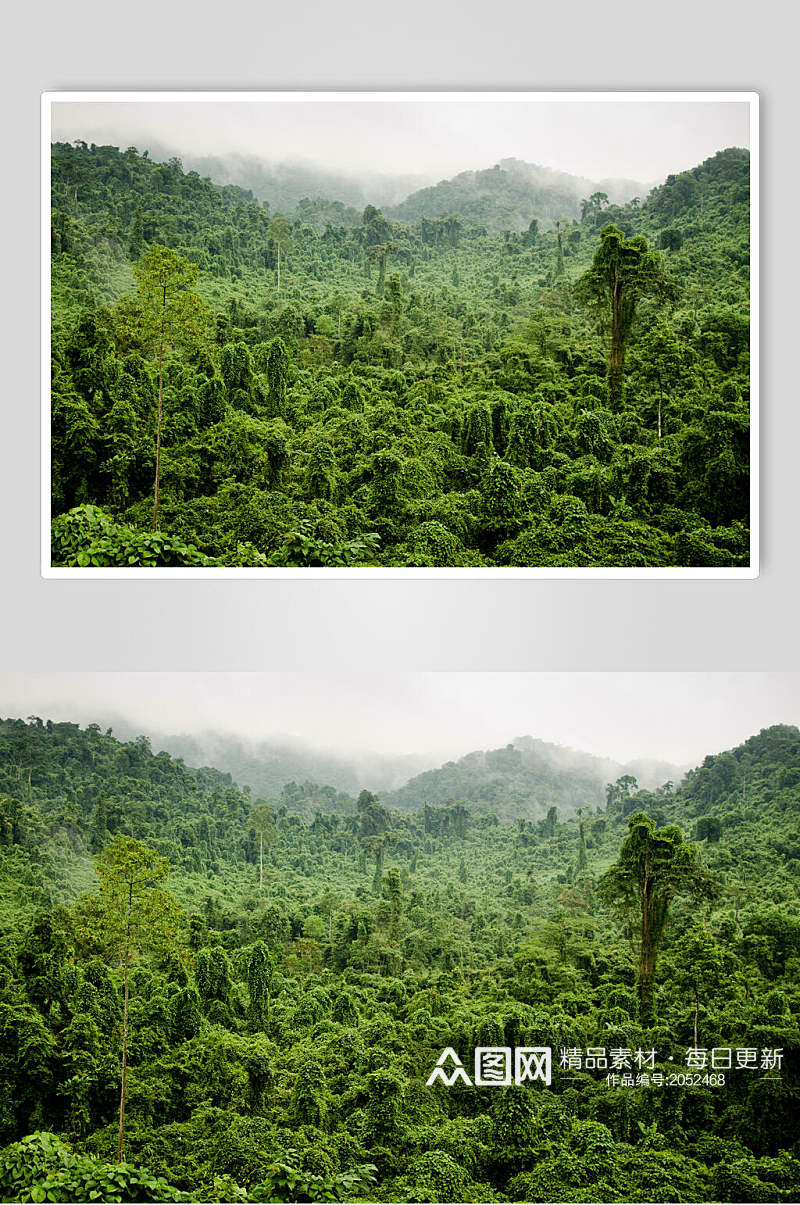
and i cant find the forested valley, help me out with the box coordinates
[0,716,797,1201]
[50,142,750,568]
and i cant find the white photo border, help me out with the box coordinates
[41,90,759,579]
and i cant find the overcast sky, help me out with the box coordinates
[0,673,794,767]
[50,97,751,185]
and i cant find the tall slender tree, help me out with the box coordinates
[132,246,205,531]
[93,836,180,1162]
[250,800,278,892]
[268,216,293,295]
[636,323,683,440]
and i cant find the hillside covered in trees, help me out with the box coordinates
[387,158,644,232]
[100,727,682,818]
[0,715,797,1201]
[133,730,432,801]
[384,736,684,820]
[49,140,751,568]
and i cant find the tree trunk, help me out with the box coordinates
[277,243,281,295]
[694,987,699,1048]
[658,385,663,441]
[638,861,656,1025]
[152,285,166,532]
[638,956,656,1026]
[117,883,132,1162]
[259,830,263,892]
[609,282,625,408]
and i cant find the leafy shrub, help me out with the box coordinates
[250,1151,377,1203]
[51,505,216,568]
[0,1131,188,1203]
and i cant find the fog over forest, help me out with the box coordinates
[0,673,794,768]
[50,97,751,184]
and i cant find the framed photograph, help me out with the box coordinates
[0,671,796,1203]
[42,92,758,577]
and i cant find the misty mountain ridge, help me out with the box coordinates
[387,156,649,231]
[84,721,686,815]
[113,138,433,213]
[511,734,687,793]
[61,136,650,233]
[192,151,650,232]
[6,708,686,819]
[103,722,436,798]
[2,714,793,839]
[384,735,687,820]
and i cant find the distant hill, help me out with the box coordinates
[137,729,434,799]
[119,728,684,818]
[671,723,800,832]
[387,157,647,232]
[645,145,750,230]
[59,140,646,235]
[384,735,685,820]
[119,140,431,217]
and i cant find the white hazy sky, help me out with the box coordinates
[50,97,751,185]
[0,673,794,767]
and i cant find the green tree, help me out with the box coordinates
[250,801,278,892]
[670,927,726,1047]
[636,324,684,439]
[132,246,205,531]
[605,774,639,815]
[292,1058,329,1127]
[575,226,676,408]
[266,337,290,418]
[555,221,565,277]
[93,836,181,1161]
[597,812,712,1024]
[581,191,609,222]
[361,834,389,892]
[90,793,108,853]
[268,216,293,295]
[576,807,589,873]
[368,242,394,297]
[194,946,232,1009]
[246,941,274,1029]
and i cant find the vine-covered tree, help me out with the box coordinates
[575,225,676,407]
[597,811,713,1023]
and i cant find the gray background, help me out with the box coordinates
[1,0,795,671]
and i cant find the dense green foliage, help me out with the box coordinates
[0,715,797,1201]
[50,142,751,567]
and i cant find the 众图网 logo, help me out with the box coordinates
[426,1046,552,1087]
